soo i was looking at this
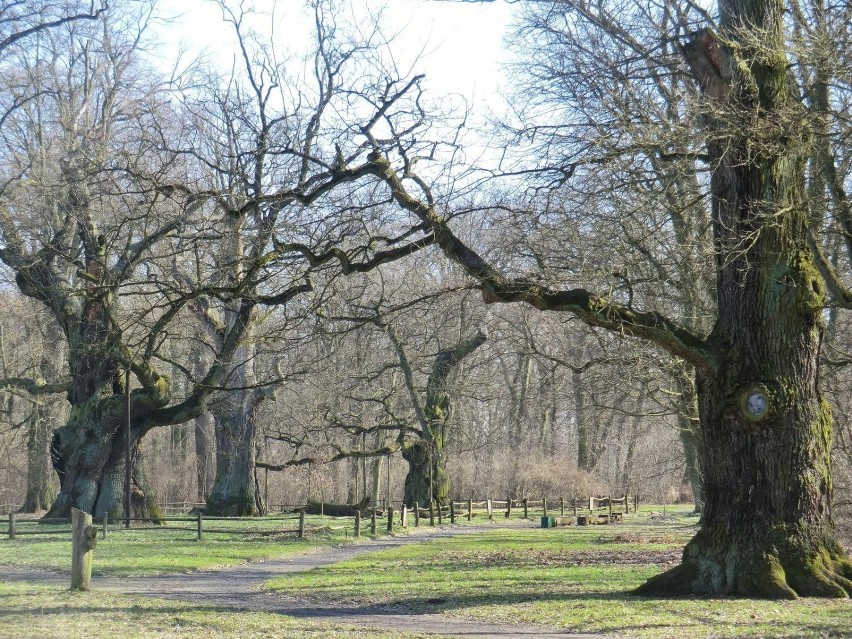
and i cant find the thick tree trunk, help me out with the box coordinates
[639,7,852,596]
[19,402,57,513]
[205,388,261,516]
[47,399,161,521]
[402,439,448,508]
[403,330,485,508]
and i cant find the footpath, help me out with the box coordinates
[4,522,611,638]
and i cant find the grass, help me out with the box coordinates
[0,581,447,639]
[266,507,852,639]
[3,505,851,638]
[0,514,356,576]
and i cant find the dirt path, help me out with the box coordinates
[3,523,612,638]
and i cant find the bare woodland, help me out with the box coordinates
[1,0,852,598]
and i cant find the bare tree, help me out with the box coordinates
[0,0,436,519]
[366,0,852,598]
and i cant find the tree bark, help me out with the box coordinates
[205,385,263,516]
[403,330,486,508]
[638,6,852,596]
[19,401,57,513]
[574,369,591,472]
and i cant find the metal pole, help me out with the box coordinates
[125,366,131,529]
[385,453,390,510]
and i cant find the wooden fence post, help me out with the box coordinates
[371,509,377,535]
[450,501,455,524]
[429,501,435,526]
[624,494,629,514]
[387,507,394,533]
[299,510,306,539]
[487,498,493,521]
[414,504,420,527]
[354,510,361,538]
[543,497,548,518]
[608,495,613,519]
[437,502,443,524]
[196,511,203,541]
[71,508,97,591]
[467,499,472,521]
[523,497,528,519]
[506,497,512,518]
[401,505,407,528]
[8,513,15,540]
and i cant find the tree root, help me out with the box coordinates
[634,525,852,599]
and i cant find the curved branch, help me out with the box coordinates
[366,154,717,372]
[0,377,70,396]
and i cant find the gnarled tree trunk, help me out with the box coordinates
[638,4,852,596]
[403,330,486,508]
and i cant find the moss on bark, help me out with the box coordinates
[636,524,851,598]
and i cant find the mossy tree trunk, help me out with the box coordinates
[637,0,852,597]
[366,0,852,598]
[402,330,486,508]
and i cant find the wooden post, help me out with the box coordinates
[506,497,512,518]
[624,493,629,514]
[71,508,97,591]
[543,497,548,517]
[414,504,420,527]
[387,507,394,533]
[370,508,377,535]
[298,510,305,539]
[560,497,565,517]
[196,511,203,541]
[609,495,613,518]
[635,494,639,513]
[589,496,594,512]
[429,501,435,526]
[401,505,407,528]
[487,498,493,521]
[523,497,528,519]
[8,513,15,540]
[450,501,455,524]
[355,510,361,538]
[467,499,472,521]
[573,496,577,517]
[437,502,443,524]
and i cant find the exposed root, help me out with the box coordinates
[634,525,852,599]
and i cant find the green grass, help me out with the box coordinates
[0,582,447,639]
[267,509,852,639]
[0,515,356,576]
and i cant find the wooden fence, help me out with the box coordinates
[3,494,639,542]
[4,511,309,542]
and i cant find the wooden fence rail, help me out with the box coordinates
[4,495,641,542]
